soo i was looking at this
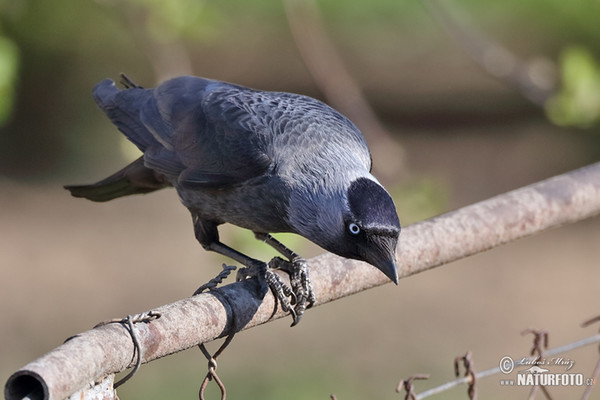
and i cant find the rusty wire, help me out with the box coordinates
[522,328,549,358]
[93,310,161,388]
[454,352,476,400]
[194,265,239,400]
[396,374,430,400]
[412,331,600,399]
[521,329,552,400]
[198,334,236,400]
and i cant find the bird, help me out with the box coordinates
[65,74,401,325]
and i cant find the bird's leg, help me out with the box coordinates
[202,240,298,322]
[255,233,315,325]
[192,217,301,324]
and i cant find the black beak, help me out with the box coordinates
[365,235,399,285]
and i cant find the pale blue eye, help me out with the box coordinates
[348,222,360,235]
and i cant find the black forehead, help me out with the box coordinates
[348,178,400,230]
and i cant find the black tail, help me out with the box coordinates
[65,157,171,202]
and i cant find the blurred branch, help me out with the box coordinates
[283,0,407,180]
[98,1,194,82]
[124,4,194,82]
[423,0,557,106]
[5,161,600,400]
[546,47,600,128]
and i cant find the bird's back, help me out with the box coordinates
[92,76,372,191]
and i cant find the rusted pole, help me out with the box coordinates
[5,162,600,400]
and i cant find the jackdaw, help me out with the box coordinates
[65,75,401,325]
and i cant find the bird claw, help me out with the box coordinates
[236,261,297,322]
[264,268,298,322]
[193,264,237,295]
[235,256,314,326]
[268,256,315,326]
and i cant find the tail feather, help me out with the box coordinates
[65,157,171,202]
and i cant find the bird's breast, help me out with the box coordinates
[176,175,293,233]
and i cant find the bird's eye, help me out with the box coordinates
[348,222,360,235]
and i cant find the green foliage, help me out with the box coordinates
[546,47,600,128]
[1,0,599,178]
[122,0,221,42]
[0,32,18,126]
[391,178,449,225]
[219,227,316,264]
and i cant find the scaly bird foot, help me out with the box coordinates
[193,263,237,295]
[237,260,299,324]
[269,256,315,326]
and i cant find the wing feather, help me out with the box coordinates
[93,76,370,190]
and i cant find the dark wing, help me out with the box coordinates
[221,88,372,178]
[64,156,170,202]
[93,77,273,189]
[258,92,372,177]
[93,79,161,151]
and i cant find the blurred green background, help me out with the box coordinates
[2,0,600,399]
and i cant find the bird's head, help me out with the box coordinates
[292,176,401,284]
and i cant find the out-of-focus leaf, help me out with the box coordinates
[390,177,449,225]
[0,33,19,126]
[126,0,221,42]
[545,46,600,128]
